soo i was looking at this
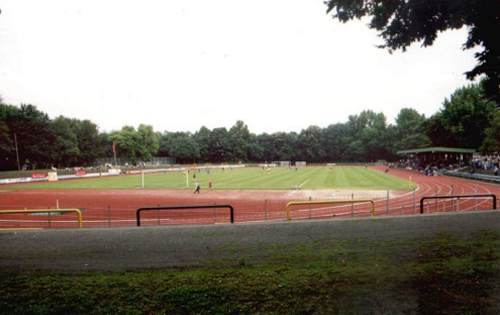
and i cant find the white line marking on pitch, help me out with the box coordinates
[299,179,310,187]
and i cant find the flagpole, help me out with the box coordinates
[14,133,21,171]
[112,141,118,166]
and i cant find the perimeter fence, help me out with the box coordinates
[0,190,497,229]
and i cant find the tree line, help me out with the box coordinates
[0,81,498,170]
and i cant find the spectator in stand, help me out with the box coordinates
[471,155,500,175]
[471,155,500,176]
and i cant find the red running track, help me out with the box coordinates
[0,167,498,229]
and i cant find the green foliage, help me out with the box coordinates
[72,119,101,165]
[411,231,499,314]
[160,132,200,163]
[0,104,55,169]
[0,78,497,170]
[207,127,231,162]
[341,110,391,161]
[192,126,211,162]
[0,231,498,314]
[321,123,349,161]
[298,126,325,162]
[394,108,431,150]
[246,133,264,161]
[427,82,496,148]
[0,120,12,165]
[0,104,104,169]
[137,124,160,161]
[227,120,251,161]
[110,126,141,164]
[480,110,500,154]
[50,116,80,166]
[256,132,298,162]
[325,0,500,105]
[110,125,159,165]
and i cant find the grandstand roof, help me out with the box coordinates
[397,147,476,155]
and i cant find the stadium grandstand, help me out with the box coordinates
[397,147,475,170]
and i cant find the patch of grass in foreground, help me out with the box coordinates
[1,231,499,314]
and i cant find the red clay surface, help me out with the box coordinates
[0,167,499,229]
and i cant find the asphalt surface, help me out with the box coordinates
[1,210,499,271]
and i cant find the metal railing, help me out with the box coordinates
[286,199,375,221]
[0,209,83,228]
[136,204,235,226]
[420,194,497,214]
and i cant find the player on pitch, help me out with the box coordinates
[194,182,201,194]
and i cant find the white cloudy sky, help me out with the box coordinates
[0,0,479,134]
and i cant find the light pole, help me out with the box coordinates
[14,133,21,171]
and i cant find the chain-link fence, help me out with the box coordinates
[0,190,497,229]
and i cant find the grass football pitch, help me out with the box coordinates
[5,166,413,190]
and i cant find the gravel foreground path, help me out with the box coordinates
[1,210,499,272]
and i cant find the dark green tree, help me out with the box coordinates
[96,132,113,159]
[344,110,390,161]
[321,123,350,161]
[110,126,141,165]
[265,132,297,161]
[255,133,274,161]
[72,119,101,165]
[0,120,13,170]
[228,121,251,162]
[160,132,200,163]
[0,104,55,168]
[208,128,230,162]
[394,108,431,151]
[358,111,390,161]
[137,124,160,161]
[298,126,325,162]
[480,110,500,154]
[426,82,496,148]
[110,125,159,164]
[50,116,80,166]
[193,126,212,162]
[247,133,265,162]
[325,0,500,105]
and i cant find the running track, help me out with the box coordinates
[0,167,498,229]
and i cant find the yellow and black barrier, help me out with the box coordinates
[0,209,83,228]
[286,199,375,221]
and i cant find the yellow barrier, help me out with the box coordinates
[0,209,83,228]
[286,199,375,221]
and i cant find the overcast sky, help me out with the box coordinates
[0,0,479,134]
